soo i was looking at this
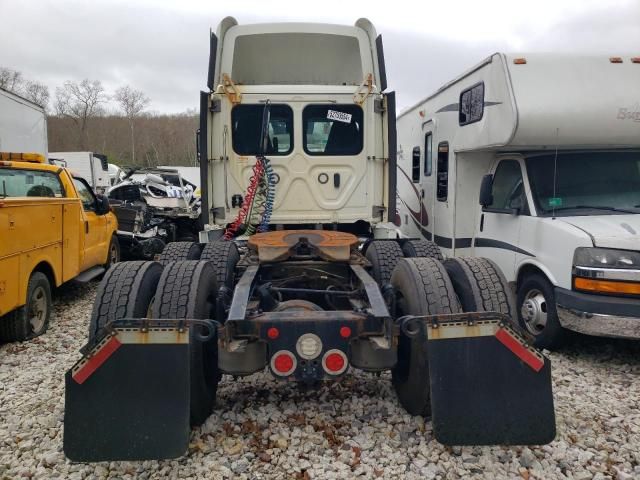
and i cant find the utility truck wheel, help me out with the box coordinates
[443,257,516,318]
[0,272,52,342]
[89,261,163,342]
[199,241,240,288]
[517,274,565,350]
[402,239,444,262]
[104,235,121,269]
[365,240,404,286]
[157,242,202,264]
[152,261,220,426]
[390,258,461,416]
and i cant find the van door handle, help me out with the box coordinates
[334,173,340,188]
[480,214,485,232]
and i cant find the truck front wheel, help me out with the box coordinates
[517,274,565,350]
[105,235,121,269]
[0,272,52,342]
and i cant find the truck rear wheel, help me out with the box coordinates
[0,272,52,342]
[390,258,461,416]
[199,241,239,288]
[151,261,220,426]
[402,239,444,261]
[157,242,202,265]
[443,257,516,318]
[365,240,404,286]
[89,261,163,342]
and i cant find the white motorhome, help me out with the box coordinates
[397,53,640,348]
[49,152,111,193]
[0,88,48,158]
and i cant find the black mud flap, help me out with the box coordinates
[63,320,208,462]
[425,314,555,445]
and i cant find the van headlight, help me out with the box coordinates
[573,247,640,269]
[573,247,640,295]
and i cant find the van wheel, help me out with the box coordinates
[402,239,444,262]
[517,274,565,350]
[89,261,163,342]
[0,272,52,342]
[365,240,404,287]
[157,242,202,264]
[152,261,220,426]
[444,257,516,318]
[390,258,461,416]
[105,235,121,269]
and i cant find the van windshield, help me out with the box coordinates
[525,152,640,216]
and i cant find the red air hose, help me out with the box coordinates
[223,160,265,239]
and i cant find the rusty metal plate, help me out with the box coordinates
[248,230,358,262]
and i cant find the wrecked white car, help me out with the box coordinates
[108,168,201,259]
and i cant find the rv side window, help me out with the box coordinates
[489,160,528,213]
[303,105,363,156]
[436,142,449,202]
[411,147,420,182]
[424,133,432,176]
[459,83,484,126]
[232,104,293,156]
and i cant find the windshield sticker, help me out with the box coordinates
[327,110,352,124]
[548,197,563,207]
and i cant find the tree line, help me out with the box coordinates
[1,67,198,167]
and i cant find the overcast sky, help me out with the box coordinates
[1,0,639,114]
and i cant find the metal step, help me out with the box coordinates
[74,266,106,283]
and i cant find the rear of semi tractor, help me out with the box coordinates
[63,18,555,461]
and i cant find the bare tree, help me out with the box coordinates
[0,67,23,93]
[23,80,50,111]
[55,79,107,149]
[114,85,150,164]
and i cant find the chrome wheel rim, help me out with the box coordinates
[521,289,547,335]
[110,243,119,264]
[29,286,47,333]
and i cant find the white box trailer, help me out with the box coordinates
[0,88,48,159]
[397,53,640,348]
[49,152,111,193]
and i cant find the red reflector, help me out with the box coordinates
[610,56,623,63]
[72,337,122,384]
[325,353,345,372]
[495,328,544,372]
[631,57,640,64]
[339,326,352,338]
[267,327,279,339]
[274,354,293,373]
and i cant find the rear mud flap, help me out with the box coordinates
[63,320,212,462]
[424,314,555,445]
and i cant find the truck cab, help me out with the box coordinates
[199,17,396,239]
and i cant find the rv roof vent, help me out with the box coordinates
[609,57,623,63]
[631,57,640,64]
[513,58,527,65]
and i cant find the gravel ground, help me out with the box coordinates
[1,283,639,480]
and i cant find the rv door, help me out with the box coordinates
[473,158,530,281]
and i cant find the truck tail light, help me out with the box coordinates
[270,350,296,376]
[339,326,352,338]
[322,349,348,375]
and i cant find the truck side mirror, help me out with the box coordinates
[96,194,111,215]
[479,174,494,207]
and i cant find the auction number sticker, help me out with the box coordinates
[327,110,352,123]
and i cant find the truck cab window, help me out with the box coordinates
[490,160,528,213]
[0,169,63,198]
[232,104,293,156]
[303,105,363,156]
[424,133,432,176]
[411,147,420,182]
[436,142,449,202]
[73,178,97,211]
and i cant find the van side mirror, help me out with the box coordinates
[479,174,493,207]
[96,194,110,215]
